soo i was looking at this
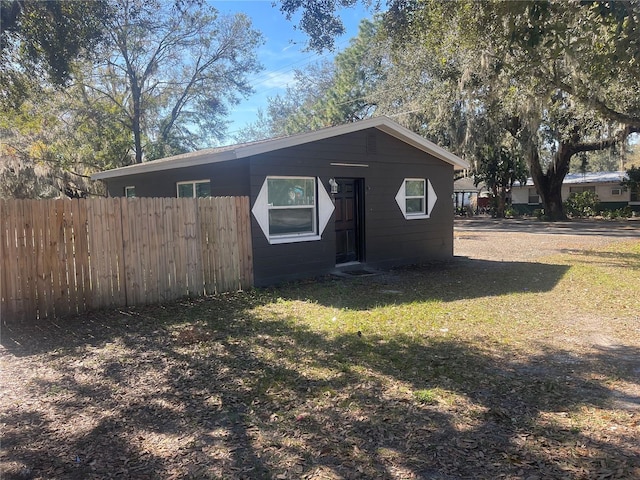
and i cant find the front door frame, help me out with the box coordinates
[334,177,365,265]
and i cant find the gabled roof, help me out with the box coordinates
[454,176,486,192]
[92,116,469,180]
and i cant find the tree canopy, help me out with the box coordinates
[88,0,263,163]
[0,0,111,107]
[237,19,381,142]
[1,0,263,197]
[280,0,640,219]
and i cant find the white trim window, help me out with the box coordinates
[528,188,540,205]
[267,177,317,237]
[611,188,622,196]
[404,179,426,216]
[124,186,136,198]
[252,176,334,244]
[395,178,437,220]
[177,180,210,198]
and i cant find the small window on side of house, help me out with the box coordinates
[528,188,540,204]
[125,186,136,198]
[404,179,426,216]
[611,188,622,196]
[177,180,210,198]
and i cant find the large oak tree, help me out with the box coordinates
[280,0,640,220]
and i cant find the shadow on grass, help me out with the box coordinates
[1,287,638,479]
[559,248,640,270]
[271,257,570,311]
[0,258,570,355]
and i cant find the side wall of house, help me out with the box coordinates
[101,129,456,287]
[249,128,454,286]
[103,159,250,198]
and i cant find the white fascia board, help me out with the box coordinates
[92,116,469,180]
[92,149,237,180]
[234,120,382,158]
[235,116,470,170]
[375,122,469,169]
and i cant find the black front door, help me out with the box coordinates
[334,178,363,264]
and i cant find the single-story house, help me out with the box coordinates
[453,177,489,214]
[92,116,469,286]
[511,171,640,214]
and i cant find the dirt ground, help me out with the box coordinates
[1,217,639,479]
[455,217,640,411]
[454,217,640,262]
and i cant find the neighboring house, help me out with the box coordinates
[511,171,640,214]
[93,116,469,286]
[453,177,489,214]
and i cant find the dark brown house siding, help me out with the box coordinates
[248,128,453,286]
[100,127,455,287]
[105,159,250,198]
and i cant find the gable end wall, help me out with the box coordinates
[249,128,454,286]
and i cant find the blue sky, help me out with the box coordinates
[210,1,372,140]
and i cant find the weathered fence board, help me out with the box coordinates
[0,197,253,323]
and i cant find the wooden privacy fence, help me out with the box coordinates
[0,196,253,323]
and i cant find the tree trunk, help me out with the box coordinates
[496,188,507,218]
[132,116,143,163]
[527,143,572,221]
[132,87,143,164]
[515,118,636,222]
[126,63,144,164]
[538,179,566,221]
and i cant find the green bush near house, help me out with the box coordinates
[564,191,599,218]
[532,208,545,220]
[504,205,519,218]
[600,206,633,219]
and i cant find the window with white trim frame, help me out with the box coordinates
[404,179,426,216]
[395,178,437,219]
[267,177,316,237]
[124,186,136,198]
[177,180,210,198]
[252,176,335,245]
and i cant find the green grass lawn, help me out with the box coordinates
[2,240,639,479]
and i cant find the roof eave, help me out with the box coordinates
[236,116,469,169]
[92,150,237,180]
[374,121,469,169]
[92,116,469,180]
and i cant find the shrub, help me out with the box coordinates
[504,205,519,218]
[601,207,633,219]
[621,206,633,218]
[564,191,599,218]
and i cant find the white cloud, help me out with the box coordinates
[255,70,297,90]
